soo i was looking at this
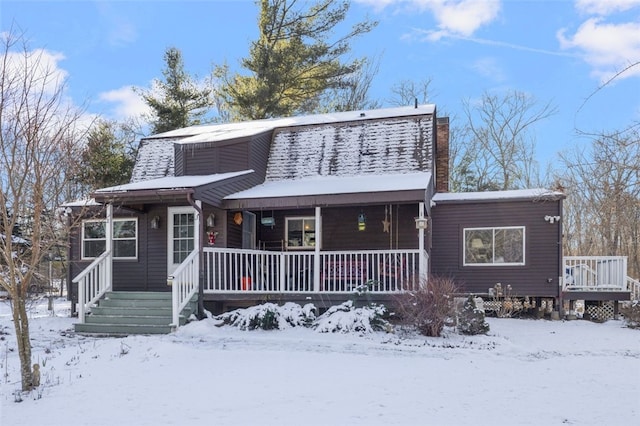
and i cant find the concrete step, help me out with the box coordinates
[84,314,184,326]
[74,322,174,335]
[100,298,172,308]
[105,291,172,300]
[90,305,172,317]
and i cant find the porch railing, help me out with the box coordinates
[628,276,640,301]
[203,248,423,293]
[563,256,629,292]
[169,249,200,328]
[73,250,112,323]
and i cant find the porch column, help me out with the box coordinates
[418,202,426,282]
[313,206,321,292]
[105,203,113,288]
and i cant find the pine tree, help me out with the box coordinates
[216,0,376,120]
[140,47,212,134]
[458,295,490,335]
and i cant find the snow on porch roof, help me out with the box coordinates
[95,170,254,193]
[432,188,565,203]
[225,172,432,200]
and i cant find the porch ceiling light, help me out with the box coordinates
[150,215,161,229]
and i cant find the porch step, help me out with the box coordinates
[74,291,197,336]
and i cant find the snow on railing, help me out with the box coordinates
[563,256,628,291]
[168,249,199,328]
[203,248,422,293]
[73,250,112,323]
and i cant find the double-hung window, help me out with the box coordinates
[82,219,138,260]
[463,226,525,266]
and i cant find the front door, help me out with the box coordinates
[167,206,198,276]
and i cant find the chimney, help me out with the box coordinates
[435,116,449,193]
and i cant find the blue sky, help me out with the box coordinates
[2,0,639,168]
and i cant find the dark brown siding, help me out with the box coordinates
[431,199,562,298]
[253,204,427,251]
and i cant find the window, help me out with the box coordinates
[286,217,315,249]
[82,219,138,259]
[464,226,524,266]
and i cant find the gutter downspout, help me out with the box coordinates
[187,192,206,319]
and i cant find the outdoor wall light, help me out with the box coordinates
[207,213,216,228]
[358,212,366,231]
[150,216,160,229]
[544,215,561,224]
[414,217,428,230]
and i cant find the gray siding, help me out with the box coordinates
[431,199,563,298]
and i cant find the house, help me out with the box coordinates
[67,104,635,334]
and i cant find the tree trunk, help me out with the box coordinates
[12,295,33,392]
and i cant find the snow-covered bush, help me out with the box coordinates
[214,302,316,330]
[457,295,490,335]
[620,300,640,329]
[392,276,457,337]
[313,301,390,334]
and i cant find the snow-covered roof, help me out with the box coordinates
[96,170,253,193]
[226,172,431,200]
[151,104,436,142]
[432,188,565,203]
[129,137,177,183]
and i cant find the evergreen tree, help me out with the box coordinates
[76,120,136,191]
[140,47,212,134]
[457,295,490,335]
[216,0,376,120]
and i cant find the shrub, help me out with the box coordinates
[621,300,640,329]
[214,302,316,330]
[392,276,457,337]
[457,295,490,335]
[313,301,390,334]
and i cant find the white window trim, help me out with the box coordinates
[463,226,525,266]
[285,216,316,250]
[81,218,138,260]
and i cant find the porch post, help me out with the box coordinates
[106,203,113,289]
[418,202,426,282]
[313,206,321,292]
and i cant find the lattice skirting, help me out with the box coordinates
[586,302,615,321]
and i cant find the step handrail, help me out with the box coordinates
[168,249,199,328]
[72,250,112,323]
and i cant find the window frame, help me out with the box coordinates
[285,216,316,250]
[463,226,525,266]
[81,218,138,260]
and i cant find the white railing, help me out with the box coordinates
[203,248,422,293]
[628,276,640,301]
[563,256,628,291]
[73,250,112,323]
[169,249,200,328]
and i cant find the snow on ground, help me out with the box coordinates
[0,297,638,426]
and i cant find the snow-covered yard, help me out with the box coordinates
[0,297,638,426]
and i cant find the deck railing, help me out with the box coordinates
[73,250,112,323]
[169,249,200,328]
[628,276,640,301]
[203,248,423,293]
[563,256,628,291]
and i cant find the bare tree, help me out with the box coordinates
[387,77,433,107]
[460,90,556,190]
[558,128,640,277]
[0,30,86,391]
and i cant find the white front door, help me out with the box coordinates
[167,206,198,276]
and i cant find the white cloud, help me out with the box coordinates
[575,0,640,16]
[472,57,506,82]
[2,48,68,96]
[558,18,640,81]
[356,0,501,39]
[98,86,150,120]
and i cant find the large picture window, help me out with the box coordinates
[464,226,524,266]
[286,217,316,249]
[82,219,138,260]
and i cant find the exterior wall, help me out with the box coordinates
[431,198,563,298]
[252,204,427,252]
